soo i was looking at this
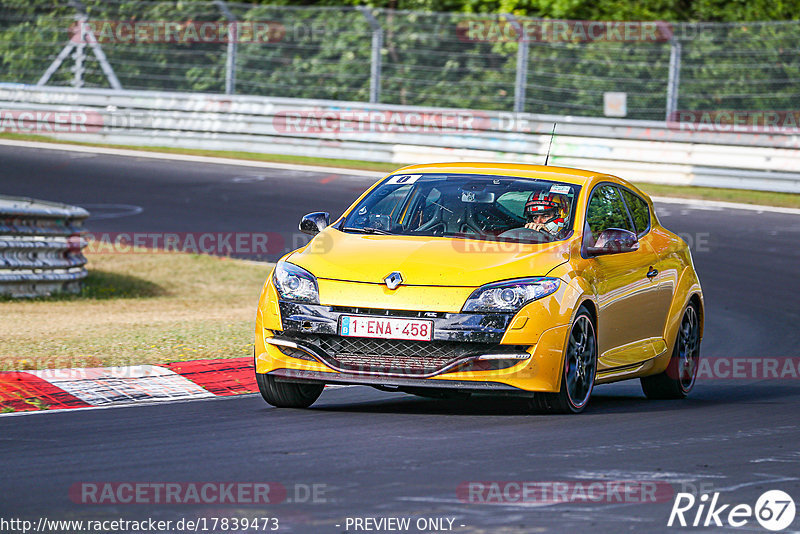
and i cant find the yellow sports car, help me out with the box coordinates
[254,163,703,413]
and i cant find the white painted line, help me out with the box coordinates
[712,475,799,493]
[0,138,385,178]
[569,469,726,482]
[1,138,796,215]
[28,365,214,406]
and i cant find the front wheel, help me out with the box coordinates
[256,372,324,408]
[641,303,700,399]
[531,307,597,414]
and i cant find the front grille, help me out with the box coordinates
[279,332,524,376]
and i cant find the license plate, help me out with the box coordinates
[339,315,433,341]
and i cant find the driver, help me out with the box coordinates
[524,191,568,236]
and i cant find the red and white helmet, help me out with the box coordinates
[525,191,568,234]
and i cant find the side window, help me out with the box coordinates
[620,189,651,237]
[586,185,634,244]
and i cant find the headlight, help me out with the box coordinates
[463,277,560,313]
[273,260,319,304]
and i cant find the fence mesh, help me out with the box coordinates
[0,0,798,120]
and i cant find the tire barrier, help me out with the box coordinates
[0,195,89,297]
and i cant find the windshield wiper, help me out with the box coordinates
[342,226,393,235]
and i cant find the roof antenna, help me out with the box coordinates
[544,122,557,166]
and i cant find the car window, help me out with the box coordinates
[586,185,634,244]
[342,174,581,244]
[371,184,413,222]
[495,191,529,215]
[620,188,651,236]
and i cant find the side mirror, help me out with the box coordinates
[299,212,330,235]
[586,228,639,256]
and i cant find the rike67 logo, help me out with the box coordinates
[668,490,796,531]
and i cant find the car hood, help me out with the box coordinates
[287,228,572,287]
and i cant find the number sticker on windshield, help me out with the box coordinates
[386,174,422,184]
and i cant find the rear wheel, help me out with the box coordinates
[532,308,597,414]
[256,372,324,408]
[641,303,700,399]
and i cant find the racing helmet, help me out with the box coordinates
[524,191,568,233]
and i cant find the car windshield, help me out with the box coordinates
[341,173,581,244]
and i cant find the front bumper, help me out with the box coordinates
[269,368,529,395]
[256,295,571,393]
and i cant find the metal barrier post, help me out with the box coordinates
[215,0,237,95]
[358,7,383,104]
[504,14,528,114]
[666,38,682,122]
[71,22,86,88]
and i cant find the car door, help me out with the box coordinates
[582,184,663,369]
[618,187,673,353]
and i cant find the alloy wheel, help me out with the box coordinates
[565,314,597,409]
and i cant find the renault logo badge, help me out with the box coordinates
[384,272,403,290]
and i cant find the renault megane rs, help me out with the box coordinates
[254,163,703,413]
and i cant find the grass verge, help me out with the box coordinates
[633,182,799,209]
[0,244,270,371]
[1,132,798,208]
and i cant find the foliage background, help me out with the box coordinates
[0,0,797,120]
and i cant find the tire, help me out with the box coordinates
[531,307,597,414]
[641,302,700,400]
[255,372,324,408]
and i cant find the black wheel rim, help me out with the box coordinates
[565,314,596,409]
[677,306,700,392]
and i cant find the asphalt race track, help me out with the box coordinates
[2,144,800,533]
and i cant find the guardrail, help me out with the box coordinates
[0,196,89,298]
[1,84,799,193]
